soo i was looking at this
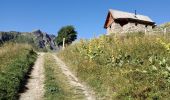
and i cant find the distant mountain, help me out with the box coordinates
[0,30,57,51]
[31,29,57,50]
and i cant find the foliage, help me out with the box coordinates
[55,25,77,46]
[156,22,170,35]
[157,38,170,53]
[58,34,170,99]
[160,22,170,29]
[0,43,37,100]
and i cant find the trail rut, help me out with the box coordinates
[53,55,95,100]
[19,53,95,100]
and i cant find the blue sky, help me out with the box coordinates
[0,0,169,39]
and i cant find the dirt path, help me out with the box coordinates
[52,55,95,100]
[19,53,45,100]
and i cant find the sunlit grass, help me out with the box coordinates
[0,43,37,100]
[58,33,170,99]
[0,43,32,70]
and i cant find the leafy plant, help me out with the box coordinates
[58,34,170,99]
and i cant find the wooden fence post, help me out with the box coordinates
[145,28,147,35]
[63,38,65,50]
[164,28,167,36]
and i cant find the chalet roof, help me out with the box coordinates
[109,9,154,23]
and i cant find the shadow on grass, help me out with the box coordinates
[16,62,35,99]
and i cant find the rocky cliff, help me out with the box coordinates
[0,30,57,50]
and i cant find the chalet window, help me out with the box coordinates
[110,25,112,29]
[135,23,138,26]
[145,25,148,28]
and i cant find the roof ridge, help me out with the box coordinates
[109,9,148,17]
[109,9,154,23]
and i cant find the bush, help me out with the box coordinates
[55,25,77,46]
[0,43,37,100]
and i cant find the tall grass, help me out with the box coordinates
[0,43,37,100]
[58,34,170,99]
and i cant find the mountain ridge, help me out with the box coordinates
[0,29,57,51]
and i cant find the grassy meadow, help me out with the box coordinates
[0,43,37,100]
[58,33,170,99]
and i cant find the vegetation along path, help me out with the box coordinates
[52,54,95,100]
[19,53,45,100]
[19,52,95,100]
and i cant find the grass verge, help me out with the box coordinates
[0,43,37,100]
[44,53,85,100]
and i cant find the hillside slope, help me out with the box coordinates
[58,34,170,99]
[0,43,37,100]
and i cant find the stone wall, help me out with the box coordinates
[107,22,153,35]
[107,22,122,34]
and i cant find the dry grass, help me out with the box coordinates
[0,43,32,70]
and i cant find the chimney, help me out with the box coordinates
[135,10,137,18]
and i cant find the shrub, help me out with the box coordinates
[55,25,77,46]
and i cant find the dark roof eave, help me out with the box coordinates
[115,18,155,25]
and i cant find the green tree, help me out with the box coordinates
[55,25,77,46]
